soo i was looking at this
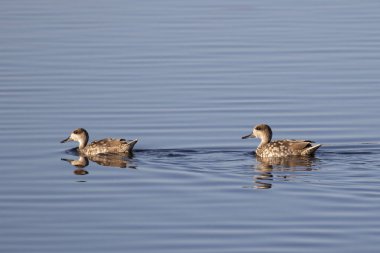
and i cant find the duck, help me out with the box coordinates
[61,128,138,156]
[242,124,321,157]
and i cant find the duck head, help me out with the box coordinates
[61,128,89,149]
[242,124,273,145]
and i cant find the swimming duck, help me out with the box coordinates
[242,124,321,157]
[61,128,138,156]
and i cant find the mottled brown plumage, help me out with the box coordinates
[242,124,321,157]
[61,128,138,156]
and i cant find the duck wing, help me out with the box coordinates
[87,138,137,154]
[287,140,313,151]
[286,140,321,155]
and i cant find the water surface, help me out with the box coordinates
[1,1,380,252]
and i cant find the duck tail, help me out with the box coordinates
[126,139,138,153]
[301,144,322,155]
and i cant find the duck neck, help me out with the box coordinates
[259,136,271,147]
[78,138,88,150]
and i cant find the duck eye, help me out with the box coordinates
[255,127,261,131]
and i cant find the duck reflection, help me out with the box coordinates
[61,156,89,175]
[253,155,318,189]
[61,152,134,175]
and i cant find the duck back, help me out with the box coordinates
[256,140,321,157]
[81,138,138,156]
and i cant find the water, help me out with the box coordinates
[1,0,380,252]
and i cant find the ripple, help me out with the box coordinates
[1,0,380,252]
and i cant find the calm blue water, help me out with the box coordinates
[1,0,380,252]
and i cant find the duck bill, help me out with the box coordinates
[241,133,255,139]
[61,158,73,162]
[60,136,72,143]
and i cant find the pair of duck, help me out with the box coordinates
[61,124,321,158]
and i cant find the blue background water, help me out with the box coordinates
[1,1,380,252]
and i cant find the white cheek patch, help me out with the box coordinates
[70,133,78,141]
